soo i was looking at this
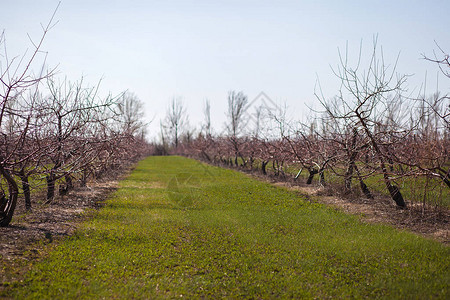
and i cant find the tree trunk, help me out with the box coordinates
[80,169,88,187]
[344,160,355,194]
[354,164,373,199]
[46,173,56,201]
[380,158,405,207]
[387,184,405,207]
[19,169,31,211]
[319,169,326,186]
[261,160,268,175]
[0,192,7,216]
[66,174,73,191]
[59,174,73,196]
[201,150,211,162]
[306,168,318,184]
[0,166,19,227]
[273,160,280,176]
[359,179,373,199]
[344,129,358,194]
[318,160,329,187]
[357,112,406,208]
[239,154,247,167]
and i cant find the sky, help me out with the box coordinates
[2,0,450,139]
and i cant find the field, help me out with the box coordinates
[3,156,449,299]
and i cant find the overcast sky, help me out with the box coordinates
[2,0,450,139]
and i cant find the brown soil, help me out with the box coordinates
[0,180,119,261]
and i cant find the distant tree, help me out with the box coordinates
[116,91,147,138]
[226,91,249,166]
[226,91,248,137]
[203,99,212,138]
[163,97,188,149]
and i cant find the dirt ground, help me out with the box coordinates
[0,164,448,291]
[0,180,119,262]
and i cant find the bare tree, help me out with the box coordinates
[393,92,450,189]
[164,97,187,149]
[0,5,151,226]
[41,76,117,200]
[422,43,450,131]
[227,91,248,137]
[316,38,408,208]
[203,99,212,138]
[226,91,249,166]
[115,91,147,138]
[0,6,58,226]
[388,43,450,191]
[7,88,49,211]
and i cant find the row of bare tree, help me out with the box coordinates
[173,41,449,209]
[1,19,149,226]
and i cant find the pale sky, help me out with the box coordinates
[2,0,450,139]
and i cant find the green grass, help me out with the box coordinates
[5,156,449,299]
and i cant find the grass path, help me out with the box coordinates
[9,156,449,299]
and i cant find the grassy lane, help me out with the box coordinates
[9,156,449,299]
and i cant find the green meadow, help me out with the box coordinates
[6,156,449,299]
